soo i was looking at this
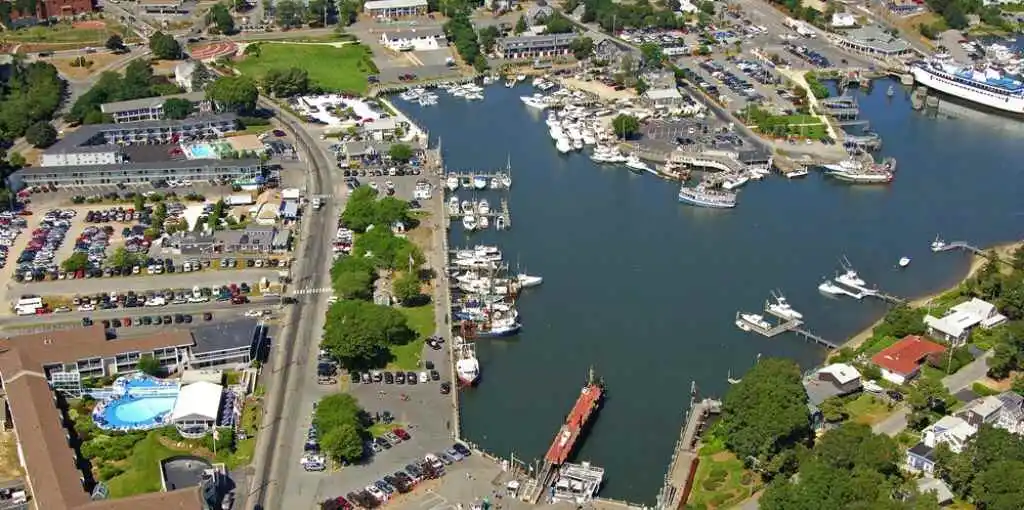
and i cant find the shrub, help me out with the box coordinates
[701,478,722,492]
[98,464,125,481]
[708,468,728,480]
[740,472,753,485]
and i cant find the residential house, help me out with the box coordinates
[996,391,1024,435]
[363,0,427,18]
[379,28,446,52]
[906,415,978,474]
[495,33,577,60]
[525,4,554,25]
[362,117,407,141]
[594,39,639,70]
[956,395,1004,429]
[924,297,1007,346]
[804,363,863,431]
[871,335,946,385]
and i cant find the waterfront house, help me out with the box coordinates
[906,415,978,473]
[804,363,863,431]
[495,34,577,60]
[924,298,1006,346]
[363,0,427,18]
[379,28,446,52]
[871,335,946,385]
[362,117,407,141]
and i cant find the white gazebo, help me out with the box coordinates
[170,381,224,438]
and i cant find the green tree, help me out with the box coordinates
[190,62,215,92]
[107,247,138,269]
[514,14,528,34]
[569,36,594,60]
[275,0,303,27]
[478,25,500,53]
[208,2,236,34]
[206,76,259,114]
[611,114,640,139]
[720,358,810,476]
[263,67,310,97]
[321,300,414,368]
[25,121,57,148]
[162,98,193,120]
[133,193,146,212]
[148,31,183,60]
[330,256,377,301]
[819,396,848,423]
[545,12,575,34]
[392,271,422,305]
[137,354,162,376]
[61,252,90,272]
[639,42,665,68]
[388,143,414,162]
[313,393,366,463]
[105,34,125,52]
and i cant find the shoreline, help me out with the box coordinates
[840,240,1023,352]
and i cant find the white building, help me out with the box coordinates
[380,28,446,52]
[924,297,1007,346]
[170,380,224,438]
[906,415,978,474]
[677,0,698,13]
[831,12,857,28]
[364,0,427,18]
[40,146,124,167]
[175,61,198,91]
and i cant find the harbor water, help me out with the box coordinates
[394,79,1024,503]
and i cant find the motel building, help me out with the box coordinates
[380,28,447,52]
[364,0,427,19]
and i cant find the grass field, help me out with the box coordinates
[687,439,759,510]
[2,23,123,44]
[844,394,892,426]
[388,304,434,370]
[106,432,178,498]
[234,43,378,94]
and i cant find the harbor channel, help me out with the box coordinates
[395,77,1024,503]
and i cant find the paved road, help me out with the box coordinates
[6,268,282,298]
[247,98,337,510]
[872,405,910,437]
[0,298,278,329]
[942,350,993,393]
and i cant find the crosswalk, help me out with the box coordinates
[291,287,333,296]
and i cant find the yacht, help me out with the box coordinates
[477,199,491,215]
[462,214,478,231]
[835,269,867,288]
[786,167,809,178]
[516,273,543,288]
[573,139,584,151]
[445,173,460,191]
[455,339,480,386]
[624,153,650,173]
[818,280,846,296]
[678,181,738,208]
[721,174,750,190]
[505,79,515,88]
[911,55,1024,114]
[453,245,501,260]
[767,292,803,320]
[824,157,895,184]
[556,138,572,153]
[516,74,526,82]
[736,313,772,331]
[489,177,503,190]
[899,257,911,268]
[521,94,550,110]
[532,76,544,87]
[473,175,488,190]
[931,236,947,252]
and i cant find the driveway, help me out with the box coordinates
[942,350,993,393]
[872,406,909,437]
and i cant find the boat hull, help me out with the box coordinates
[825,171,893,184]
[678,193,736,208]
[912,65,1024,114]
[475,323,522,338]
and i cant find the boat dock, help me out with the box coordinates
[736,307,839,349]
[791,327,839,349]
[843,132,882,152]
[933,240,984,255]
[819,96,860,119]
[524,370,604,504]
[655,382,722,510]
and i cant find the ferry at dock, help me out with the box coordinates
[911,55,1024,114]
[823,157,895,184]
[678,181,737,208]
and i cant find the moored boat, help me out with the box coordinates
[678,181,737,208]
[446,173,460,191]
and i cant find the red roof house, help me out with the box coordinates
[871,335,946,385]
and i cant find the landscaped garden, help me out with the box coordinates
[686,432,760,510]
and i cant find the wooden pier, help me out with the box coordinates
[791,327,840,349]
[737,308,840,350]
[655,382,722,510]
[934,240,984,255]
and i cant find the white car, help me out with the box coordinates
[419,371,429,383]
[365,485,386,501]
[244,309,262,318]
[77,304,95,312]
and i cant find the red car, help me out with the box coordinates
[393,428,411,441]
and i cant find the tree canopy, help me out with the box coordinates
[720,358,811,472]
[341,187,411,233]
[313,393,366,463]
[933,425,1024,509]
[444,11,486,72]
[330,255,377,301]
[162,98,193,120]
[206,76,259,114]
[611,114,640,139]
[392,271,423,305]
[352,226,424,271]
[0,61,64,146]
[207,3,236,34]
[544,12,575,34]
[67,60,177,124]
[388,143,414,163]
[148,31,183,60]
[321,299,415,368]
[105,34,126,52]
[263,67,311,98]
[25,121,57,148]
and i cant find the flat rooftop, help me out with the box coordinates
[100,91,208,115]
[44,114,238,156]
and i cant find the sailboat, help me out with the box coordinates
[496,155,512,189]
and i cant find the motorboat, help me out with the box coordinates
[520,94,550,110]
[931,236,947,252]
[498,172,512,189]
[446,174,460,191]
[478,215,490,229]
[489,177,502,190]
[737,313,772,331]
[447,196,460,214]
[721,174,750,190]
[786,167,809,178]
[505,79,515,88]
[556,138,572,153]
[473,175,488,190]
[460,176,472,188]
[476,315,522,338]
[461,200,474,214]
[767,292,802,320]
[462,214,478,231]
[477,199,491,215]
[835,269,866,288]
[455,339,480,386]
[818,280,846,296]
[516,273,543,288]
[678,181,737,208]
[453,245,501,261]
[516,74,526,82]
[624,153,650,173]
[495,214,507,230]
[573,139,584,151]
[899,257,911,268]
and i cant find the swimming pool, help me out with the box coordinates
[92,375,181,431]
[184,143,216,160]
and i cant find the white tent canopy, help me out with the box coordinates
[170,381,224,422]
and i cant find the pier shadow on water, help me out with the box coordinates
[393,80,1024,503]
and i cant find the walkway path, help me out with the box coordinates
[775,68,839,141]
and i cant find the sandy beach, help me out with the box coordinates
[559,77,637,101]
[839,240,1023,352]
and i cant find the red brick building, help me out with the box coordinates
[5,0,95,22]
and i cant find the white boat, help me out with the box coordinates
[899,257,911,268]
[455,338,480,386]
[767,293,803,320]
[477,199,491,215]
[460,176,472,188]
[447,196,460,214]
[454,245,501,260]
[462,214,478,231]
[516,273,543,288]
[461,200,474,214]
[818,280,847,296]
[835,269,867,288]
[737,313,772,331]
[505,80,515,88]
[931,236,947,252]
[478,215,489,229]
[495,215,507,230]
[516,74,526,82]
[520,94,549,110]
[786,167,809,178]
[572,139,584,151]
[556,138,572,153]
[473,175,488,190]
[489,177,502,190]
[624,153,650,172]
[721,174,750,190]
[911,55,1024,114]
[499,171,512,189]
[532,77,544,87]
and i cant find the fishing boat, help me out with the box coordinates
[767,291,803,320]
[835,268,867,288]
[473,175,488,190]
[931,235,947,252]
[624,153,650,173]
[516,273,543,288]
[446,173,460,191]
[476,315,522,338]
[899,257,911,268]
[462,214,478,231]
[455,338,480,386]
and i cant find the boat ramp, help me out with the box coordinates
[655,382,722,510]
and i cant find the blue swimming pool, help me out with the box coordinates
[92,375,180,431]
[187,143,215,159]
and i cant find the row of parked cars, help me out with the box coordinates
[15,210,75,282]
[84,207,149,224]
[326,443,473,509]
[698,60,760,100]
[0,212,29,268]
[81,312,212,328]
[784,44,830,68]
[64,284,255,313]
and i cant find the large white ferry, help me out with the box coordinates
[678,181,737,208]
[911,55,1024,114]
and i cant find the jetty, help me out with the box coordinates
[655,382,722,510]
[734,305,840,349]
[524,369,604,504]
[933,240,984,255]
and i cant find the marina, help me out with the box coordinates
[655,382,722,510]
[395,76,1024,503]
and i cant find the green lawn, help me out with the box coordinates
[388,304,434,370]
[844,394,892,426]
[688,440,759,510]
[234,44,377,94]
[368,422,403,437]
[106,432,178,498]
[2,24,122,43]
